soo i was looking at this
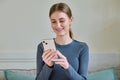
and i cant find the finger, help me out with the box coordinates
[55,61,65,65]
[46,52,57,61]
[42,49,51,57]
[42,49,55,58]
[54,61,67,68]
[43,50,57,61]
[56,50,65,59]
[43,49,54,60]
[55,62,69,69]
[52,58,64,62]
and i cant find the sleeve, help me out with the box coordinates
[63,43,89,80]
[35,43,53,80]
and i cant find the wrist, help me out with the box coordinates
[47,65,54,68]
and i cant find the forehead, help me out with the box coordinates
[50,11,69,20]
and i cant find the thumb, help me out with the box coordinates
[56,50,65,59]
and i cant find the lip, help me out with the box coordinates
[56,28,64,32]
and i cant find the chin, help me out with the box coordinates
[55,32,63,35]
[56,33,64,36]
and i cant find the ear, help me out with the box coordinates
[69,17,73,26]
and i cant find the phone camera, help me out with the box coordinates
[43,41,48,45]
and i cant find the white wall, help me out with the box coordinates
[0,0,120,53]
[0,52,120,70]
[0,0,120,69]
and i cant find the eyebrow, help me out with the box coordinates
[51,18,65,21]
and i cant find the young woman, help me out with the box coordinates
[36,2,89,80]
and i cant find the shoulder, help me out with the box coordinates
[37,42,44,50]
[73,40,89,49]
[73,40,89,57]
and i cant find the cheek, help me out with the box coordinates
[51,26,54,29]
[51,23,54,27]
[51,23,56,27]
[51,25,56,30]
[64,22,70,29]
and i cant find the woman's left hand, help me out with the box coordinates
[52,50,69,69]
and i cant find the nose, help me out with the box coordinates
[56,22,61,28]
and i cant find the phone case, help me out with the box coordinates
[42,38,56,51]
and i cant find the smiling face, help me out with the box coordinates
[50,11,72,37]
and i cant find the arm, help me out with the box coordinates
[35,43,53,80]
[63,43,89,80]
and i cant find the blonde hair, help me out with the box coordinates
[49,3,73,39]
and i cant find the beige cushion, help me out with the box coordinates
[0,70,6,80]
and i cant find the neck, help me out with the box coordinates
[55,35,73,45]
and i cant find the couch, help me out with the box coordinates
[0,69,36,80]
[87,67,119,80]
[0,67,120,80]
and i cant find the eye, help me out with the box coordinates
[60,20,65,23]
[51,21,56,23]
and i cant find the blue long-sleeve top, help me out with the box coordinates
[36,40,89,80]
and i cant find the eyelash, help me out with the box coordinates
[52,21,56,23]
[60,21,64,22]
[52,20,64,23]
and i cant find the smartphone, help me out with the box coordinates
[42,38,56,51]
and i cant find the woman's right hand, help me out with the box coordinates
[42,49,57,67]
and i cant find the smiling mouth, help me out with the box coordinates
[56,28,64,32]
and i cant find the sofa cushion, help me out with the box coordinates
[0,70,6,80]
[87,67,117,80]
[4,70,35,80]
